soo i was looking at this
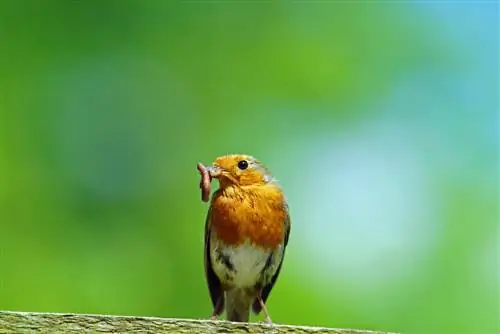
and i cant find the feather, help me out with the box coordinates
[252,214,290,314]
[204,206,225,317]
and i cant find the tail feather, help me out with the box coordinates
[225,289,251,322]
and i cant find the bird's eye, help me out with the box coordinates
[237,160,249,170]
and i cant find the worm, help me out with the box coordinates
[197,163,211,202]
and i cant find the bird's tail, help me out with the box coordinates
[225,288,252,322]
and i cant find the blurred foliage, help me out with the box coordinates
[0,2,497,334]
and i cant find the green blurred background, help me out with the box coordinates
[0,1,498,333]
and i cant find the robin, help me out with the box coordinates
[198,154,291,323]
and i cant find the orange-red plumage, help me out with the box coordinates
[210,186,287,248]
[198,154,291,324]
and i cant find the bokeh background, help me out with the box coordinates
[0,1,498,333]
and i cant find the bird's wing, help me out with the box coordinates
[204,206,225,316]
[252,209,291,314]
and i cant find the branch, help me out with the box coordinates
[0,311,397,333]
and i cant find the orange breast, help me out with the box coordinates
[210,185,287,249]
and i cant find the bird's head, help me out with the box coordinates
[204,154,274,188]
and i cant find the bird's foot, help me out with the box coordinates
[263,316,273,324]
[209,297,223,321]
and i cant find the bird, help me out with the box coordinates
[199,154,291,323]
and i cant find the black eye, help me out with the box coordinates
[237,160,248,170]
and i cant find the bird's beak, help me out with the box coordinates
[205,165,222,179]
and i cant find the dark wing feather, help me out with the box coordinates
[204,206,225,316]
[252,212,291,314]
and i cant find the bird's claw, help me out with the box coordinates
[263,316,273,324]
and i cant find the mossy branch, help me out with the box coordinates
[0,311,397,333]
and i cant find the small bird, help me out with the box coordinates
[198,154,291,323]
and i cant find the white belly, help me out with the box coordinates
[210,235,283,288]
